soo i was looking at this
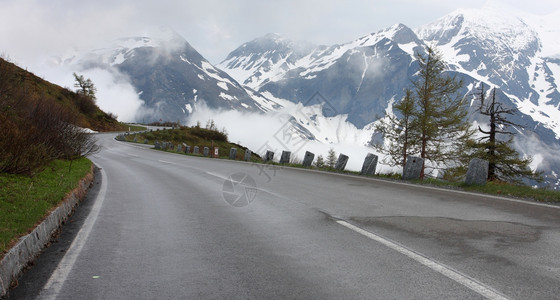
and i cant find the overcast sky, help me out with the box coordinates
[1,0,559,72]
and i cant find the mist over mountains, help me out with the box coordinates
[59,6,560,188]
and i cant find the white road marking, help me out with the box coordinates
[336,220,509,300]
[158,159,176,165]
[36,167,108,300]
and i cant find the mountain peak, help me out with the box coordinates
[416,6,539,54]
[111,26,187,51]
[262,33,285,41]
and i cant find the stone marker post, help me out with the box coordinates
[244,149,252,161]
[193,146,199,154]
[177,144,182,152]
[403,156,423,180]
[264,151,274,162]
[154,141,161,149]
[203,147,209,157]
[185,145,191,154]
[229,148,238,160]
[360,153,378,176]
[335,154,349,171]
[465,158,489,185]
[302,151,315,167]
[280,151,291,164]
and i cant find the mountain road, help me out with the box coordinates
[8,133,560,299]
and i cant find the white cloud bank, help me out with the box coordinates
[185,102,399,174]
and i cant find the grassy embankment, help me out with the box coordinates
[124,126,263,161]
[0,158,92,258]
[0,57,138,259]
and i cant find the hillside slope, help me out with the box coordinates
[0,57,123,132]
[0,57,128,174]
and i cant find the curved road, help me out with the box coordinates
[9,133,560,299]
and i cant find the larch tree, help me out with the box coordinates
[326,148,337,169]
[374,88,417,168]
[411,46,474,178]
[73,73,97,101]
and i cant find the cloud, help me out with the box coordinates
[185,102,398,174]
[515,132,560,172]
[5,0,558,70]
[32,61,144,123]
[79,68,144,122]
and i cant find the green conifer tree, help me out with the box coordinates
[374,89,417,168]
[412,46,474,178]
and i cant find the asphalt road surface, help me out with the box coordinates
[8,133,560,299]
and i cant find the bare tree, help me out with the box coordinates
[472,83,538,183]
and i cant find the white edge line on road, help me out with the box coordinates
[36,167,108,300]
[336,220,510,300]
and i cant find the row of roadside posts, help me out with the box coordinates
[151,139,489,185]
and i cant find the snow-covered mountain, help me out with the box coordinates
[416,4,560,139]
[62,27,280,122]
[219,33,318,90]
[218,5,560,188]
[53,7,560,187]
[219,24,425,128]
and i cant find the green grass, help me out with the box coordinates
[123,124,148,132]
[462,181,560,202]
[409,177,560,203]
[0,158,92,257]
[124,127,262,161]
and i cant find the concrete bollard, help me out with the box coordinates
[229,148,238,160]
[244,149,252,161]
[302,151,315,167]
[185,145,191,153]
[403,156,423,180]
[193,146,199,154]
[177,145,182,152]
[203,147,209,157]
[465,158,489,185]
[360,153,378,176]
[335,154,349,171]
[154,141,161,149]
[264,150,274,162]
[280,151,291,164]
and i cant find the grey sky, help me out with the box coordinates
[1,0,559,71]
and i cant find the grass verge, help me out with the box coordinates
[0,157,92,258]
[411,177,560,203]
[122,123,147,132]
